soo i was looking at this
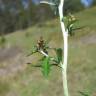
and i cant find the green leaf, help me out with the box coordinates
[67,18,78,36]
[78,91,90,96]
[41,57,51,78]
[27,46,38,56]
[55,48,63,63]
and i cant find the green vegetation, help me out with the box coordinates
[0,6,96,96]
[0,80,10,96]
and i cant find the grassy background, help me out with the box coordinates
[0,6,96,96]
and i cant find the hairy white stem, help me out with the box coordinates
[58,0,69,96]
[39,50,55,61]
[40,50,49,57]
[39,0,69,95]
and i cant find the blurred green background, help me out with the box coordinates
[0,0,96,96]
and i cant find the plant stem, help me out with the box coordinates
[40,50,49,57]
[58,0,69,96]
[39,50,58,62]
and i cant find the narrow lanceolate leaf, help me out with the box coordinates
[27,46,38,56]
[55,48,63,63]
[41,57,51,77]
